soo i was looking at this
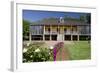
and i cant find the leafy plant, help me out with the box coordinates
[23,20,30,40]
[23,43,53,63]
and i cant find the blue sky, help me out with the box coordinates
[23,10,88,23]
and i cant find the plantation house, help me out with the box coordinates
[29,17,91,41]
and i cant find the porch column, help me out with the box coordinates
[29,31,32,42]
[50,25,52,34]
[78,35,79,41]
[71,35,73,41]
[57,25,59,41]
[71,25,72,34]
[50,25,52,41]
[44,25,45,34]
[77,26,79,41]
[62,25,64,41]
[58,25,59,34]
[71,25,73,41]
[50,35,51,41]
[43,35,45,41]
[43,25,45,41]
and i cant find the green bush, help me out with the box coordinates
[23,43,53,63]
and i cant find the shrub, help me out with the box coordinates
[23,43,53,62]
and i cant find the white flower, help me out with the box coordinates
[49,52,51,55]
[23,48,27,53]
[27,43,30,46]
[50,46,54,50]
[35,48,40,52]
[30,55,33,58]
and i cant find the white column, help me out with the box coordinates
[44,25,45,34]
[71,25,73,41]
[43,35,44,41]
[63,25,64,41]
[77,25,79,41]
[57,25,59,41]
[50,26,51,41]
[43,25,45,41]
[50,25,52,34]
[50,35,51,41]
[71,25,72,34]
[71,35,73,41]
[29,31,31,42]
[78,35,79,41]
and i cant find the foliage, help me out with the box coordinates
[34,14,91,25]
[80,15,85,21]
[23,20,30,40]
[23,42,53,63]
[86,14,91,24]
[64,16,81,21]
[79,13,91,24]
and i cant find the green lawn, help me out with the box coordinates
[64,41,91,60]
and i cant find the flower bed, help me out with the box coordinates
[53,42,64,61]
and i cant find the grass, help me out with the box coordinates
[64,41,91,60]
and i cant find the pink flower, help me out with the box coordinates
[53,47,57,61]
[53,42,64,61]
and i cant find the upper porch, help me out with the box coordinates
[30,25,91,35]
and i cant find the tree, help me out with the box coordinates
[80,14,91,24]
[64,16,80,21]
[86,14,91,24]
[23,20,30,40]
[80,15,85,22]
[63,16,68,20]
